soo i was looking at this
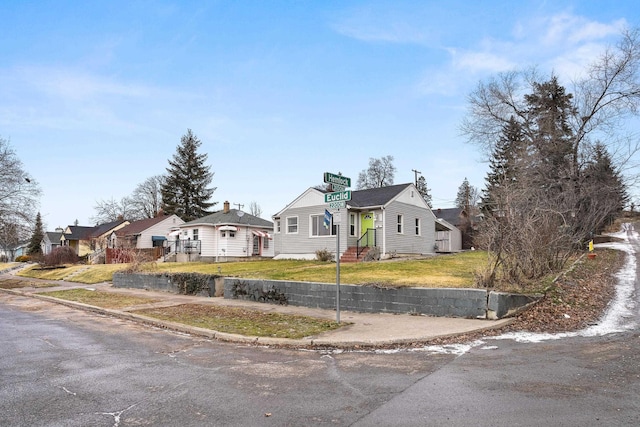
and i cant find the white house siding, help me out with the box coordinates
[198,226,218,257]
[384,202,436,255]
[183,225,273,259]
[136,216,184,249]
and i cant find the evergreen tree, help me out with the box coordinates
[161,129,217,221]
[524,75,576,185]
[455,178,478,210]
[481,116,525,215]
[27,212,44,256]
[579,143,628,233]
[415,175,432,208]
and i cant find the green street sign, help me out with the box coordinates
[324,190,351,203]
[323,172,351,189]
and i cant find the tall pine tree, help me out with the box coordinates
[415,175,432,208]
[161,129,216,221]
[481,116,525,216]
[27,212,44,256]
[579,143,628,234]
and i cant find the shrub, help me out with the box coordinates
[315,248,334,262]
[15,255,31,262]
[42,246,79,267]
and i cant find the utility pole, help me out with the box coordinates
[411,169,421,185]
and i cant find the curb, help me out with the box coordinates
[0,287,397,349]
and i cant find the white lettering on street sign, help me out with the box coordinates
[323,172,351,188]
[329,201,346,209]
[324,190,351,203]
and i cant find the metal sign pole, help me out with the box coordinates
[336,221,340,324]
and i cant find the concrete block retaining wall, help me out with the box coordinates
[111,273,539,319]
[112,272,224,297]
[223,278,538,319]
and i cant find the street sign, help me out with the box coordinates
[329,201,346,209]
[330,184,346,191]
[324,172,351,189]
[324,190,351,203]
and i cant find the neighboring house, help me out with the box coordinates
[175,201,274,262]
[41,230,63,255]
[432,207,480,249]
[60,219,129,259]
[109,214,184,249]
[272,183,436,261]
[106,214,184,263]
[0,240,29,261]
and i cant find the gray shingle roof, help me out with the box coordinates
[183,209,273,228]
[348,183,412,208]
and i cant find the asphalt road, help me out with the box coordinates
[1,226,639,426]
[0,293,455,426]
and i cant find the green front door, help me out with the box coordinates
[360,212,375,247]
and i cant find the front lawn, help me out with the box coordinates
[17,251,488,288]
[133,304,344,339]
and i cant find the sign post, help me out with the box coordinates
[323,172,351,324]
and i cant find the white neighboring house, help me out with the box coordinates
[272,183,437,261]
[176,201,274,262]
[109,214,185,250]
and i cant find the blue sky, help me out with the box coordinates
[1,1,639,229]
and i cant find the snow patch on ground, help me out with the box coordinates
[419,224,638,353]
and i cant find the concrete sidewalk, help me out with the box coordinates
[0,276,512,348]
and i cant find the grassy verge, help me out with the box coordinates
[18,264,90,280]
[39,288,159,309]
[0,263,19,271]
[0,278,59,289]
[133,304,344,339]
[35,288,345,339]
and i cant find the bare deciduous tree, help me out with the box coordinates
[0,137,41,257]
[131,175,165,219]
[248,201,263,218]
[91,197,135,225]
[356,155,396,189]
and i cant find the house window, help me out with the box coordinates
[193,229,199,242]
[310,214,336,237]
[275,220,281,233]
[221,230,235,238]
[415,218,420,235]
[349,213,356,236]
[263,237,269,249]
[397,214,403,233]
[286,216,298,234]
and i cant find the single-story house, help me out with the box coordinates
[108,214,184,250]
[41,230,63,255]
[60,219,129,258]
[0,240,29,262]
[272,183,437,261]
[175,201,274,262]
